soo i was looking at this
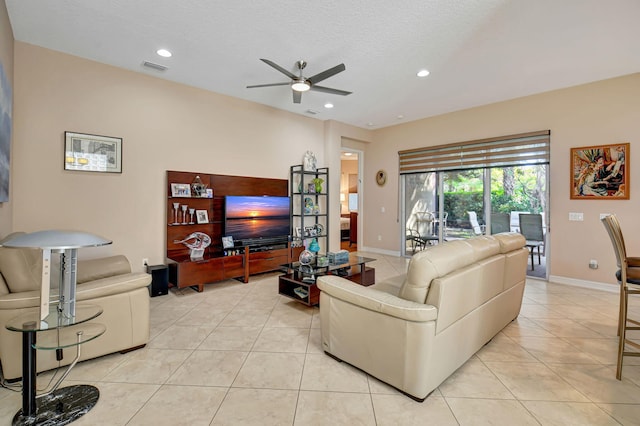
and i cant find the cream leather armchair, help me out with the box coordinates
[0,241,151,380]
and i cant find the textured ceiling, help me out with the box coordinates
[6,0,640,129]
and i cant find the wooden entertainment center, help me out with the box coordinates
[166,170,301,292]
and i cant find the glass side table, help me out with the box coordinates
[6,305,106,425]
[1,230,112,425]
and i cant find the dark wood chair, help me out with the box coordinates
[601,214,640,380]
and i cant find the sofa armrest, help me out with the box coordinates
[75,273,151,301]
[317,275,437,322]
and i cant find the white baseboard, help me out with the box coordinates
[547,274,617,293]
[358,246,401,257]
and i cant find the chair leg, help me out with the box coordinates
[529,247,534,271]
[617,285,628,380]
[536,246,541,265]
[618,284,624,337]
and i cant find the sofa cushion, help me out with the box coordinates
[0,273,9,296]
[77,255,131,284]
[494,232,526,253]
[398,240,474,303]
[0,246,42,293]
[464,235,500,262]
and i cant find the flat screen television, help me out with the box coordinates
[224,195,291,243]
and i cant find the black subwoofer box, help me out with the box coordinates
[147,264,169,297]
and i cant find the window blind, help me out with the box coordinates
[398,130,550,174]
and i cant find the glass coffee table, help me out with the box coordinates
[279,254,376,306]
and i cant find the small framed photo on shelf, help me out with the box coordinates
[64,131,122,173]
[196,209,209,224]
[222,236,234,249]
[205,188,213,198]
[171,183,192,197]
[294,227,302,238]
[308,183,316,194]
[304,226,317,237]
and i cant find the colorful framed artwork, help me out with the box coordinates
[64,131,122,173]
[570,142,629,200]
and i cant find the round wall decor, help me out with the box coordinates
[376,169,387,186]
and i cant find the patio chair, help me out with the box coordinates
[519,213,544,270]
[410,211,438,250]
[490,213,510,234]
[601,214,640,380]
[467,211,485,235]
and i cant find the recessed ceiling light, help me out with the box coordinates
[397,115,404,120]
[156,49,172,58]
[324,103,334,109]
[367,122,375,127]
[344,152,353,156]
[417,69,430,77]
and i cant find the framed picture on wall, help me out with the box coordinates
[570,142,629,199]
[64,131,122,173]
[171,183,192,197]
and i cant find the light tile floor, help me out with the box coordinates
[2,252,640,425]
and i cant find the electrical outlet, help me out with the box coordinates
[142,258,149,267]
[377,235,382,241]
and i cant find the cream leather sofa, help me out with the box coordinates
[317,233,528,401]
[0,242,152,380]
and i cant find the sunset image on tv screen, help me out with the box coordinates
[225,196,290,240]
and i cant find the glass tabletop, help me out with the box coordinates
[281,254,375,276]
[6,304,103,333]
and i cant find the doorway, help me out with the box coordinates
[340,149,360,252]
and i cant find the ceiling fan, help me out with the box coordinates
[247,59,352,104]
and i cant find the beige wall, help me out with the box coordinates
[0,0,13,236]
[12,42,370,269]
[369,73,640,286]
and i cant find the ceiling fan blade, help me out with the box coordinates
[293,90,302,104]
[246,82,290,89]
[310,85,352,96]
[260,59,297,80]
[307,63,346,84]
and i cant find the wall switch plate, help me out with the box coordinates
[589,259,598,269]
[600,213,610,219]
[569,212,584,221]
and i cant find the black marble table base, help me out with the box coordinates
[13,384,99,426]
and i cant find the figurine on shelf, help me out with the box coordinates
[174,231,211,260]
[181,205,188,224]
[303,150,317,171]
[172,202,180,224]
[191,175,208,197]
[304,197,314,214]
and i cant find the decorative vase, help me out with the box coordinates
[299,249,314,265]
[308,238,320,254]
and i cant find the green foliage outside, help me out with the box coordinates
[442,166,545,226]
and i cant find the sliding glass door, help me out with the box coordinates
[401,164,548,258]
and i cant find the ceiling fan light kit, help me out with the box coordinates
[291,80,310,92]
[247,58,352,104]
